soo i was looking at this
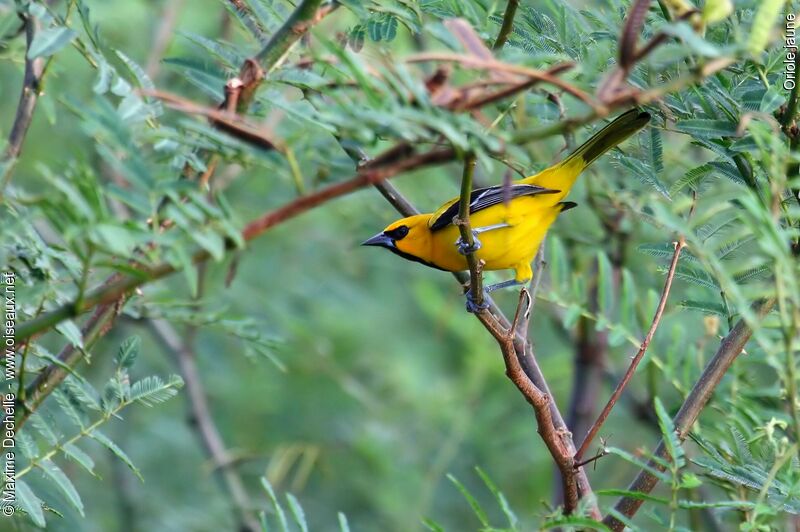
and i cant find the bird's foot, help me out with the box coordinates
[485,279,524,293]
[465,288,490,313]
[456,232,482,255]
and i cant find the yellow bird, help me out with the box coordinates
[363,109,651,312]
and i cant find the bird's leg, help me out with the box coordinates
[485,279,524,293]
[455,222,511,255]
[465,287,490,313]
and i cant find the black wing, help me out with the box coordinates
[428,183,560,232]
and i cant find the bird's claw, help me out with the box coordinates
[465,288,490,313]
[456,232,482,255]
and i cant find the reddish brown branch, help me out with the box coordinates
[2,11,45,189]
[406,53,602,112]
[478,289,581,513]
[574,236,685,462]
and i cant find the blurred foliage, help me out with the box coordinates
[0,0,799,530]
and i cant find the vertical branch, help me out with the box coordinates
[493,0,519,50]
[575,236,685,462]
[455,154,484,308]
[2,10,45,189]
[150,319,260,532]
[603,298,776,531]
[254,0,324,71]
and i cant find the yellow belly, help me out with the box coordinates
[427,198,560,281]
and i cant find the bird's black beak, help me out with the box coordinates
[362,232,395,248]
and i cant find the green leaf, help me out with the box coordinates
[676,120,739,138]
[28,27,77,59]
[748,0,785,56]
[40,459,85,516]
[56,320,83,349]
[680,300,726,316]
[261,478,290,532]
[475,467,518,529]
[62,443,96,475]
[89,430,142,480]
[760,87,786,114]
[130,375,184,407]
[595,251,614,329]
[662,22,721,57]
[447,474,489,527]
[115,336,140,369]
[16,479,46,527]
[286,493,309,532]
[654,397,684,468]
[670,164,713,195]
[422,518,446,532]
[338,512,351,532]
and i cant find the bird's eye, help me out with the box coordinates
[386,225,409,240]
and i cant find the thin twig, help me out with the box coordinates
[574,236,686,463]
[405,53,602,112]
[493,0,519,50]
[455,154,484,309]
[1,11,45,190]
[150,319,260,532]
[603,298,776,530]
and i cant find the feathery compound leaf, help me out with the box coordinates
[654,397,684,468]
[40,459,85,516]
[28,27,77,59]
[62,443,96,475]
[115,336,141,369]
[670,164,713,195]
[261,478,290,531]
[338,512,351,532]
[676,120,740,139]
[286,493,309,532]
[447,474,490,527]
[680,300,727,316]
[16,479,46,527]
[130,375,184,407]
[475,467,518,529]
[89,430,142,480]
[671,264,720,290]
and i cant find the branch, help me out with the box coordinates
[493,0,519,50]
[603,298,776,530]
[254,0,325,72]
[455,154,484,309]
[574,236,685,462]
[150,319,260,532]
[405,53,602,112]
[478,290,580,512]
[1,10,45,189]
[17,294,125,429]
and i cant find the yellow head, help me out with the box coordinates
[362,214,443,269]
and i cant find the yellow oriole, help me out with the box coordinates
[363,109,651,311]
